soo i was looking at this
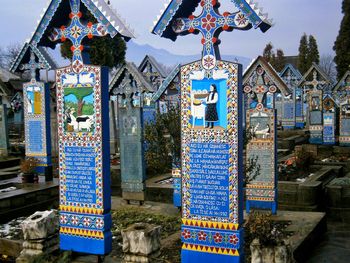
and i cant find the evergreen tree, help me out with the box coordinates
[263,42,275,63]
[274,49,286,72]
[60,11,126,68]
[334,0,350,79]
[298,33,309,74]
[307,35,320,65]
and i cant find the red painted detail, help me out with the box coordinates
[223,24,229,31]
[79,45,84,51]
[189,15,195,20]
[212,37,217,43]
[61,36,66,42]
[201,38,206,45]
[223,11,230,17]
[88,33,93,39]
[69,12,74,19]
[77,12,82,18]
[212,0,217,6]
[70,46,75,52]
[189,27,195,33]
[87,22,93,28]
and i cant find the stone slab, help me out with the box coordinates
[0,179,59,223]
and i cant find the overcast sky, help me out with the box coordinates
[0,0,343,58]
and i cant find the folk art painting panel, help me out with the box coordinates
[180,60,244,263]
[56,65,111,255]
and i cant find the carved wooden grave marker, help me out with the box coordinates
[299,63,331,144]
[110,62,154,203]
[280,64,303,129]
[152,0,272,262]
[334,70,350,146]
[243,56,289,214]
[322,94,337,145]
[10,43,57,171]
[21,0,134,254]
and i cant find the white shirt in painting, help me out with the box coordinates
[207,92,218,104]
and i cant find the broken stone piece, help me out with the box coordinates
[21,210,58,240]
[121,223,161,256]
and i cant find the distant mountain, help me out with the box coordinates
[126,40,252,70]
[45,41,252,75]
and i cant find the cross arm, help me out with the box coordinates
[172,11,250,36]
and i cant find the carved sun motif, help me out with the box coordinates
[202,55,216,69]
[234,12,249,27]
[173,18,185,33]
[70,25,82,39]
[201,14,217,31]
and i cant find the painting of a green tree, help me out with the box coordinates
[64,87,94,116]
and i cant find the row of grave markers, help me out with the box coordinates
[8,0,350,263]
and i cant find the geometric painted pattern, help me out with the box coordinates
[181,226,241,251]
[60,213,105,229]
[182,243,239,256]
[60,227,104,239]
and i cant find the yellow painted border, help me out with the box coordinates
[182,219,238,231]
[60,227,104,239]
[60,205,104,215]
[182,243,239,256]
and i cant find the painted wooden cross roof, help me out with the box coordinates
[28,0,134,49]
[152,0,272,70]
[109,62,154,97]
[9,42,58,77]
[279,64,302,93]
[138,55,168,79]
[244,56,290,96]
[333,70,350,93]
[280,64,302,81]
[298,63,331,91]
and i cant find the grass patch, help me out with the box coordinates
[110,207,181,259]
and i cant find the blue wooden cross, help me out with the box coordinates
[172,0,251,69]
[49,0,107,72]
[19,51,46,81]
